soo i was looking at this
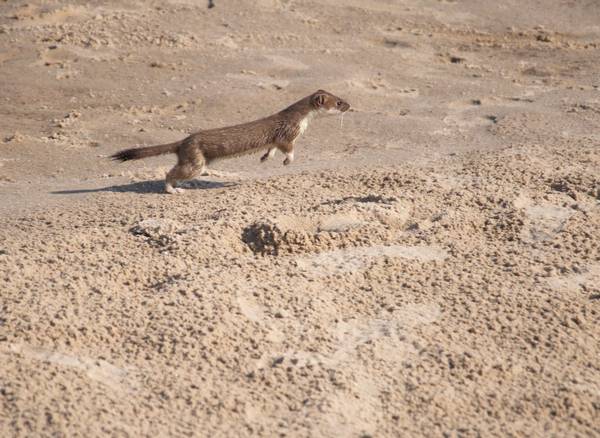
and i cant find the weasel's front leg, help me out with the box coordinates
[283,151,294,165]
[277,143,294,165]
[260,147,276,162]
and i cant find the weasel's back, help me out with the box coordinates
[190,117,279,160]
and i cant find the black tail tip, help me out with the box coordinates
[110,149,135,162]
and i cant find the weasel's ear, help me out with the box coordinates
[313,92,326,107]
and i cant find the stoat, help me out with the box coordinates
[111,89,350,194]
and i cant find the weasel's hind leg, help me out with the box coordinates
[165,148,206,194]
[165,165,190,194]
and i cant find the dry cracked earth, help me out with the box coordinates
[1,0,599,437]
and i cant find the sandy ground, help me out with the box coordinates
[1,0,599,436]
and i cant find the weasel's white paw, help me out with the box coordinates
[165,185,185,194]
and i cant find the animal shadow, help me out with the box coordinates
[51,179,236,195]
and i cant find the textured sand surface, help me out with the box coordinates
[1,1,599,436]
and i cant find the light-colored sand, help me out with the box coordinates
[1,1,599,436]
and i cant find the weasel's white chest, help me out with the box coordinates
[298,117,309,135]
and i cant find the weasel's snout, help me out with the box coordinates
[339,102,350,112]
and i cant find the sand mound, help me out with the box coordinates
[242,195,411,255]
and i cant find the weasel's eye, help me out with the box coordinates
[336,101,342,107]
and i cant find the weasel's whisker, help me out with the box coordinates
[340,113,344,130]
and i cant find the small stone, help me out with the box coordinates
[4,132,24,143]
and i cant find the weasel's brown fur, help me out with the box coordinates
[111,90,350,194]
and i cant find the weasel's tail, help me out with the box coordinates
[110,140,181,162]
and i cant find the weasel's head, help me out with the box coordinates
[310,90,350,114]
